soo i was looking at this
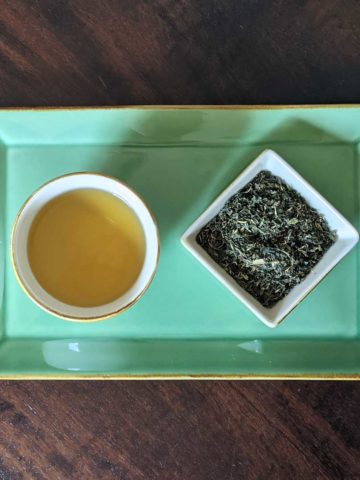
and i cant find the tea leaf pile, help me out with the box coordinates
[197,170,336,308]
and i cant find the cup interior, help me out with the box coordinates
[11,173,159,321]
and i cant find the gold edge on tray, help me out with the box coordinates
[0,104,360,112]
[0,374,359,380]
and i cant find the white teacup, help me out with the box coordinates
[11,173,159,322]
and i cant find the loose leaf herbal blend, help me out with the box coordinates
[197,170,337,308]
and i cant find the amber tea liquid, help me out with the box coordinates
[27,188,145,307]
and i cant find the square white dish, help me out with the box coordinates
[181,149,359,328]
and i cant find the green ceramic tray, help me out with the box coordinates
[0,105,359,379]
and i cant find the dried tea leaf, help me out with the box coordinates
[197,170,337,308]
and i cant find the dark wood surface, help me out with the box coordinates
[1,382,360,479]
[0,0,360,106]
[0,1,360,479]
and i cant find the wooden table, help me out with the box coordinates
[0,1,359,478]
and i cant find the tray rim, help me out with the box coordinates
[0,374,359,380]
[1,103,359,380]
[0,103,360,111]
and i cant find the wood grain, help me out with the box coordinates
[0,381,360,480]
[0,0,359,106]
[0,1,360,479]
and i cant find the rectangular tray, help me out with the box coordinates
[0,105,359,379]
